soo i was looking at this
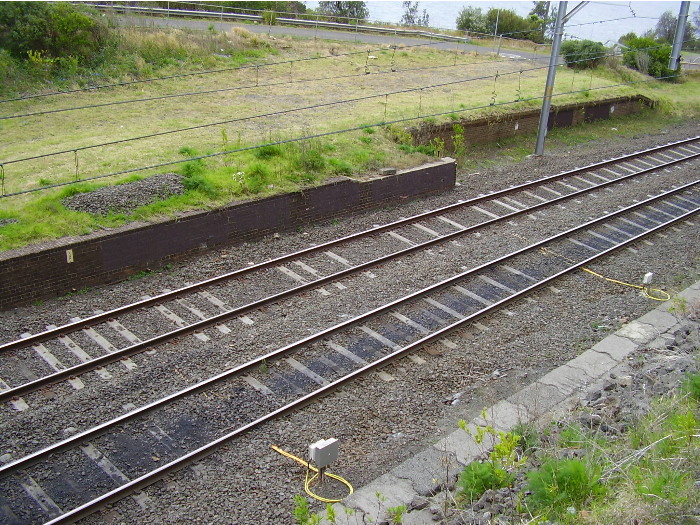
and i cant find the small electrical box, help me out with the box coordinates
[309,438,339,469]
[643,272,654,285]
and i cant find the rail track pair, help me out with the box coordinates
[1,137,699,524]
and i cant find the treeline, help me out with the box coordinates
[456,2,553,44]
[97,1,372,23]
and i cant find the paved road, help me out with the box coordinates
[117,15,550,63]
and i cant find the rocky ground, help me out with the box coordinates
[62,173,185,216]
[423,310,700,525]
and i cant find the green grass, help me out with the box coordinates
[1,25,699,252]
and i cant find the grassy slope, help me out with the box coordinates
[1,23,699,252]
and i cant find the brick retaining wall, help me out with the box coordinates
[0,95,657,309]
[410,95,656,152]
[0,158,455,309]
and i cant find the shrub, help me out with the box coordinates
[622,36,675,79]
[560,40,607,70]
[0,2,108,64]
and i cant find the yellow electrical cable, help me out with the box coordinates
[271,445,354,503]
[539,247,670,301]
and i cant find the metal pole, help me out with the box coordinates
[534,1,567,156]
[493,9,499,52]
[669,1,690,70]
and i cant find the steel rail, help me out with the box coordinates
[3,179,698,483]
[2,150,699,402]
[29,184,700,525]
[2,136,697,354]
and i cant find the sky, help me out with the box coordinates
[305,1,700,44]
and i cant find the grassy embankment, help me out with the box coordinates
[1,21,699,252]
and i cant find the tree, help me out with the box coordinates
[655,10,676,43]
[400,1,429,27]
[619,31,637,45]
[485,8,543,43]
[529,1,555,42]
[317,1,368,23]
[456,6,488,34]
[560,39,607,69]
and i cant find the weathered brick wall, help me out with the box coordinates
[0,158,455,309]
[411,95,656,151]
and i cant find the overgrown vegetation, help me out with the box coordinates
[560,40,607,70]
[0,2,275,97]
[451,367,700,524]
[456,4,549,43]
[622,35,676,80]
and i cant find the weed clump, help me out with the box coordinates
[255,144,283,159]
[525,457,604,513]
[244,163,271,194]
[457,461,512,503]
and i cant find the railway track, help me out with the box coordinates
[1,174,699,524]
[0,136,698,522]
[1,136,699,412]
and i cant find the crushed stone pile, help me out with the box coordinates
[62,173,185,216]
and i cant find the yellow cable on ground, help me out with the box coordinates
[539,247,670,301]
[271,445,354,503]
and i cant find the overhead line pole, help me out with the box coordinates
[669,1,690,70]
[534,1,567,156]
[534,1,588,156]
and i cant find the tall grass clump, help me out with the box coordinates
[0,5,277,97]
[525,458,605,515]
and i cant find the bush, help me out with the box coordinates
[0,2,108,64]
[560,40,607,70]
[622,35,676,79]
[456,6,489,34]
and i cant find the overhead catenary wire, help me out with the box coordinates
[1,71,683,199]
[1,38,676,168]
[1,33,678,124]
[0,56,533,121]
[1,64,550,166]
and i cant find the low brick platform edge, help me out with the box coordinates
[411,95,656,149]
[0,158,456,309]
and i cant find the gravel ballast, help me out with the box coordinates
[62,173,185,216]
[0,121,699,524]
